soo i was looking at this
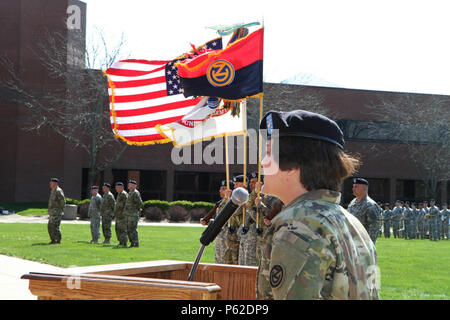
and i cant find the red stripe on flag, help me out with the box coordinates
[119,59,169,65]
[106,65,166,77]
[114,115,184,131]
[110,76,166,89]
[114,98,202,117]
[123,134,167,142]
[110,90,167,103]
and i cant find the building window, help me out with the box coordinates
[140,170,166,201]
[395,179,429,202]
[112,169,166,201]
[174,171,225,202]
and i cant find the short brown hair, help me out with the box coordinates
[276,136,360,192]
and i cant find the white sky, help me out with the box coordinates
[84,0,450,95]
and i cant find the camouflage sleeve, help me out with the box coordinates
[96,196,102,211]
[246,190,258,208]
[109,194,116,212]
[132,191,143,212]
[56,189,66,211]
[268,224,334,300]
[366,204,380,224]
[115,193,127,214]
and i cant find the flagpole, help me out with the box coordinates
[256,95,263,229]
[225,134,230,192]
[242,100,247,228]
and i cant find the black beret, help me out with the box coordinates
[233,175,247,183]
[249,172,258,179]
[353,178,369,186]
[220,180,233,188]
[115,182,124,187]
[50,178,59,183]
[103,182,111,188]
[128,180,137,185]
[91,186,99,190]
[259,110,345,149]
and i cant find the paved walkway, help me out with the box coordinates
[0,213,203,227]
[0,214,205,299]
[0,254,65,300]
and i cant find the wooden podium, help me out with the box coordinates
[21,260,258,300]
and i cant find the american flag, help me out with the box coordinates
[105,38,222,145]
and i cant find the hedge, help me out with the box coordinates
[68,197,216,222]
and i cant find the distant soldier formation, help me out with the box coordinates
[47,178,143,247]
[380,199,449,241]
[87,180,143,247]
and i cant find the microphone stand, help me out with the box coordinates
[187,244,206,281]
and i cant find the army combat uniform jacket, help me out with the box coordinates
[100,191,116,219]
[114,190,128,245]
[257,189,379,300]
[88,194,102,219]
[48,187,65,216]
[348,195,381,243]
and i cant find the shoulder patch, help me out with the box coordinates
[270,264,284,288]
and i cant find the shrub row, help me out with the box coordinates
[70,197,215,222]
[142,200,215,223]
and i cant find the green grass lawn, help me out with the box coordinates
[0,222,448,300]
[0,223,215,267]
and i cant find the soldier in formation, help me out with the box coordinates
[100,183,115,244]
[402,201,411,239]
[88,186,102,244]
[123,179,143,247]
[441,203,449,240]
[237,172,259,266]
[347,178,382,244]
[114,182,128,247]
[382,203,392,238]
[417,202,426,239]
[47,178,66,244]
[200,180,231,264]
[392,200,403,238]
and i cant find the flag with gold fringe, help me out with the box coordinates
[176,28,264,102]
[104,38,222,146]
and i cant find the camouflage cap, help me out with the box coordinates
[50,178,59,183]
[103,182,111,188]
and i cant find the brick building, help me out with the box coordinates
[1,0,448,205]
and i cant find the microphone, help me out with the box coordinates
[188,187,248,281]
[200,187,249,246]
